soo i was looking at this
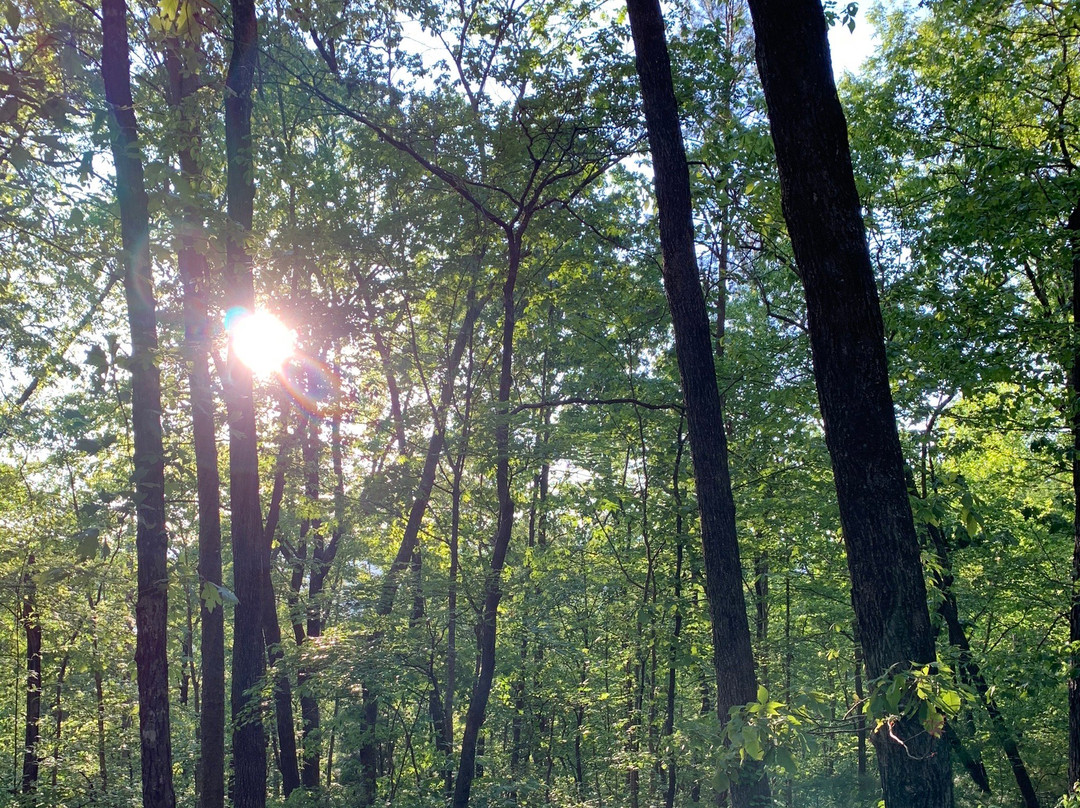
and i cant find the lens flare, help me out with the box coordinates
[280,354,342,418]
[225,308,296,377]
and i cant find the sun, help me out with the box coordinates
[225,308,296,377]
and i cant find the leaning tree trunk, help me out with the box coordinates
[745,2,952,805]
[100,2,176,805]
[624,0,769,805]
[162,14,225,807]
[222,0,267,805]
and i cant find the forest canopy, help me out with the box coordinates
[0,0,1078,807]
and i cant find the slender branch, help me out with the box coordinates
[510,396,683,414]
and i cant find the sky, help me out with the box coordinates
[828,12,878,78]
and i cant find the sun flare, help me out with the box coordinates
[226,308,296,377]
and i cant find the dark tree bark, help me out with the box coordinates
[744,2,952,805]
[444,364,473,797]
[451,233,523,808]
[1068,201,1080,791]
[222,0,267,804]
[853,627,868,781]
[100,2,176,805]
[20,558,40,794]
[624,0,768,805]
[263,579,301,796]
[162,16,225,807]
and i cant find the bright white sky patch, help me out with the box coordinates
[227,309,296,377]
[828,11,877,78]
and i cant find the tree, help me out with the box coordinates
[744,1,952,805]
[100,0,176,804]
[159,4,225,804]
[221,0,269,803]
[624,0,769,804]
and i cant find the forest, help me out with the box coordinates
[1,0,1078,805]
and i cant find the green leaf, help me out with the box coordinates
[742,726,764,761]
[938,689,962,714]
[201,581,222,612]
[5,2,20,32]
[75,437,103,454]
[75,527,100,559]
[773,746,797,773]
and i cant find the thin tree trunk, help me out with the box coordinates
[162,16,226,806]
[451,234,522,808]
[263,585,301,796]
[624,1,768,805]
[852,627,868,781]
[745,2,952,805]
[20,558,40,794]
[49,623,82,791]
[100,1,176,804]
[445,413,469,797]
[298,417,322,791]
[222,0,267,802]
[357,686,379,805]
[91,617,109,794]
[377,291,486,615]
[754,552,768,687]
[664,428,686,808]
[927,518,1035,801]
[326,696,339,788]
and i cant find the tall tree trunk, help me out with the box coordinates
[1068,201,1080,791]
[20,558,40,794]
[451,233,522,808]
[624,1,768,805]
[93,629,109,794]
[664,428,686,808]
[445,411,470,798]
[295,417,322,792]
[222,0,267,803]
[263,584,301,796]
[745,2,952,805]
[852,627,868,781]
[100,2,176,805]
[50,623,82,791]
[262,396,300,797]
[162,17,225,807]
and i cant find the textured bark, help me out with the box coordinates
[162,18,225,808]
[745,2,952,805]
[222,0,267,803]
[100,2,176,805]
[624,0,768,804]
[20,559,40,793]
